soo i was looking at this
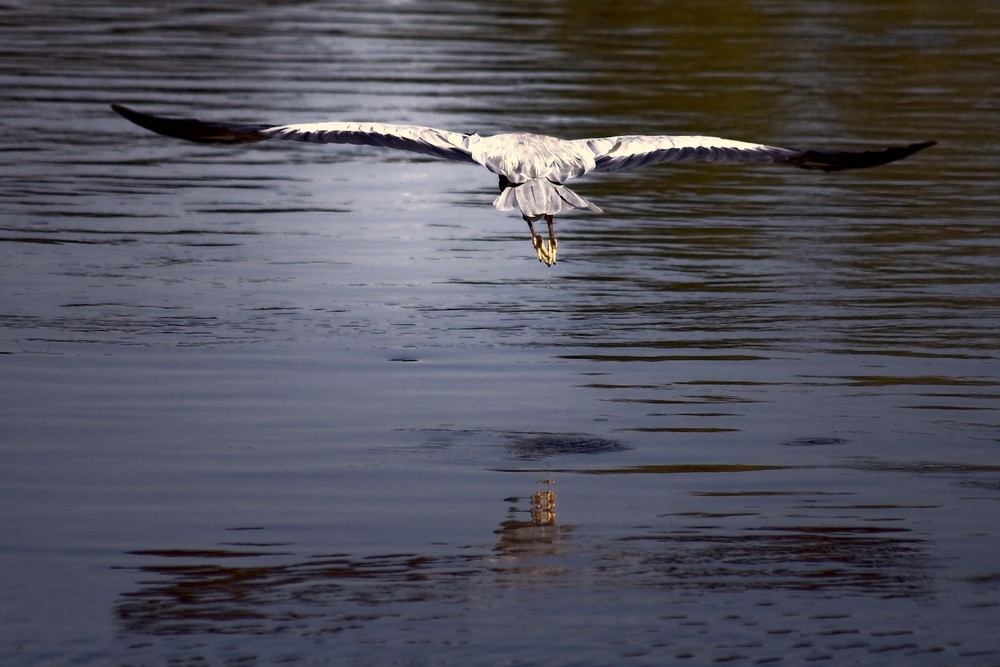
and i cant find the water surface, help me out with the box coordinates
[1,1,999,665]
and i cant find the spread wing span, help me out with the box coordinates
[111,102,935,265]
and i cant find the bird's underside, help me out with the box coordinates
[111,103,935,266]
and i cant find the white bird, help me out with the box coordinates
[111,103,934,266]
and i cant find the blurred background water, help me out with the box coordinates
[1,1,998,665]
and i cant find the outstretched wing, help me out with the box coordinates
[575,134,935,173]
[111,104,476,163]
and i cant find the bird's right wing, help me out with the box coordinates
[576,134,935,173]
[111,104,477,164]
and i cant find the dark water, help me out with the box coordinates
[2,1,999,665]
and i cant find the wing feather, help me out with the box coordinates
[111,104,476,163]
[264,122,475,163]
[111,103,270,144]
[781,141,937,171]
[577,134,935,173]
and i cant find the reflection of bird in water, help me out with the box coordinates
[494,480,562,573]
[530,490,557,525]
[111,104,935,266]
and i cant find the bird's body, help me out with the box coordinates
[111,104,934,265]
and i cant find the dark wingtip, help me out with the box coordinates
[787,139,937,172]
[110,103,269,144]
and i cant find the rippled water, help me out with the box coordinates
[2,1,999,665]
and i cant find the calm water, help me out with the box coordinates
[2,1,999,665]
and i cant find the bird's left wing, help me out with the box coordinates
[575,134,935,173]
[111,104,476,164]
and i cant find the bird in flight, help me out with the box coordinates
[111,103,934,266]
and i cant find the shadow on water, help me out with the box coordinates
[115,546,484,637]
[116,527,931,629]
[505,433,630,460]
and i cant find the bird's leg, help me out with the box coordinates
[525,215,557,266]
[545,215,557,265]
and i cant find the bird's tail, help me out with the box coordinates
[493,178,602,220]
